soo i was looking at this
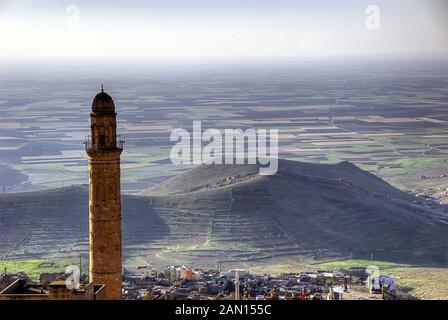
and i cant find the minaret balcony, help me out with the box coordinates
[84,135,124,152]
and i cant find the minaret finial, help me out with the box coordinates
[101,84,104,93]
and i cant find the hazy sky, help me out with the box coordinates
[1,0,447,61]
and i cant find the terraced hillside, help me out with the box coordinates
[1,159,447,270]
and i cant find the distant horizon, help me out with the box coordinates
[2,54,448,75]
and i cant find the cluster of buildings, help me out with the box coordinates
[1,264,397,300]
[0,271,106,300]
[122,266,355,300]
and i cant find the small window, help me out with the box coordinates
[99,134,106,147]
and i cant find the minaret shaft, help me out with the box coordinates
[86,89,123,300]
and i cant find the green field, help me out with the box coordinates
[316,258,408,272]
[0,258,88,279]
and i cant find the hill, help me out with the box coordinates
[1,159,447,270]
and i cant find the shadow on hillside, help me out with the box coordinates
[122,194,170,259]
[0,186,170,260]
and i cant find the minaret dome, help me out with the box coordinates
[92,87,115,114]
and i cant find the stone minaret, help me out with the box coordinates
[85,86,123,300]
